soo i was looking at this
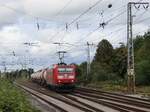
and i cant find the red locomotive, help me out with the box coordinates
[31,63,76,91]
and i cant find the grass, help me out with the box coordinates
[0,78,40,112]
[136,86,150,97]
[84,81,150,97]
[85,81,127,92]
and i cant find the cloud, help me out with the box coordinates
[22,0,97,16]
[0,0,150,71]
[0,1,23,27]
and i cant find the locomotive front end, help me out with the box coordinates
[56,65,76,84]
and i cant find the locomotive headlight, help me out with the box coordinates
[57,75,64,79]
[68,75,74,79]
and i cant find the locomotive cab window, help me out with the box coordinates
[58,68,73,73]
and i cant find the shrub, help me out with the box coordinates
[135,60,150,85]
[0,79,39,112]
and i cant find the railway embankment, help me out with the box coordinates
[16,80,150,112]
[0,78,40,112]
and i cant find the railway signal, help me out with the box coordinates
[127,2,149,94]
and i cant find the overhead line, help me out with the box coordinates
[54,0,73,17]
[68,0,103,26]
[110,17,150,45]
[62,3,128,46]
[74,9,127,43]
[63,9,127,52]
[49,0,103,41]
[135,16,150,23]
[62,1,145,46]
[0,0,73,23]
[0,4,61,22]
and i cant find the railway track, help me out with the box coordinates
[76,87,150,105]
[74,87,150,112]
[77,87,150,101]
[16,81,150,112]
[16,82,114,112]
[16,83,97,112]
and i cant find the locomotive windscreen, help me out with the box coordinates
[58,68,73,73]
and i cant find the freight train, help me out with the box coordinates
[31,63,76,91]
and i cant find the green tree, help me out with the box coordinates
[111,44,127,78]
[135,60,150,85]
[94,39,114,66]
[90,39,115,82]
[134,31,150,85]
[77,32,150,86]
[90,62,108,82]
[77,62,87,84]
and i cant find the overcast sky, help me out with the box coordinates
[0,0,150,71]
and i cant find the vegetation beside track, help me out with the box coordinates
[84,81,150,95]
[0,78,40,112]
[77,31,150,94]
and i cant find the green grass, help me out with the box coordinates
[85,81,126,92]
[84,81,150,96]
[0,78,40,112]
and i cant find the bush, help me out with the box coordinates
[0,79,39,112]
[135,60,150,85]
[91,68,108,82]
[90,62,119,82]
[76,62,87,84]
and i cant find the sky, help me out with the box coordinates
[0,0,150,71]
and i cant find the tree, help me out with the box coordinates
[90,62,108,82]
[90,39,115,82]
[77,62,87,84]
[94,39,114,66]
[135,60,150,85]
[77,32,150,86]
[111,44,127,78]
[134,32,150,85]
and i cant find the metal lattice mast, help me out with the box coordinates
[86,42,90,80]
[127,2,135,94]
[127,2,149,94]
[86,42,94,80]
